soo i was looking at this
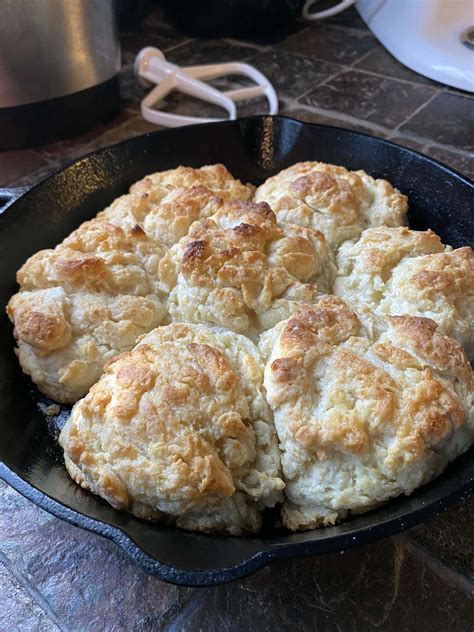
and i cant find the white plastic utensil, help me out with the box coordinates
[302,0,355,20]
[134,47,278,127]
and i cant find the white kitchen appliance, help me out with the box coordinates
[304,0,474,93]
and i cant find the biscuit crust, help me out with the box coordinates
[335,227,474,357]
[7,220,168,403]
[59,323,284,534]
[98,164,254,245]
[263,297,473,530]
[159,200,336,337]
[254,161,408,248]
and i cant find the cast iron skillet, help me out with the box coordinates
[0,116,473,587]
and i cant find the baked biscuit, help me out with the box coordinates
[334,227,474,357]
[16,219,167,296]
[7,220,168,403]
[263,297,473,531]
[158,200,336,337]
[8,289,167,403]
[254,161,408,248]
[59,323,285,534]
[98,164,254,245]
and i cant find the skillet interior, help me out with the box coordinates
[0,116,472,586]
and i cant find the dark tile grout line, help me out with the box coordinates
[125,16,474,97]
[348,47,377,68]
[0,549,67,631]
[417,142,474,159]
[344,65,439,91]
[278,20,376,54]
[391,90,441,134]
[315,19,371,36]
[234,41,441,93]
[400,535,474,595]
[289,47,380,104]
[224,37,272,52]
[285,100,390,133]
[162,38,194,54]
[162,589,209,632]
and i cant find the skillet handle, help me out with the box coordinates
[0,185,31,214]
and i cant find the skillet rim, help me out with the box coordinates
[1,115,473,213]
[0,115,473,587]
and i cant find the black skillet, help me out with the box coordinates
[0,116,473,587]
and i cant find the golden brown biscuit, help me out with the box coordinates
[254,161,408,248]
[59,323,284,534]
[98,164,254,245]
[158,200,336,337]
[8,289,167,403]
[16,219,166,296]
[7,219,168,403]
[263,296,473,531]
[334,227,474,357]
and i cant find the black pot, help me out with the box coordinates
[160,0,304,38]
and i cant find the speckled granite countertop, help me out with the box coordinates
[1,8,473,631]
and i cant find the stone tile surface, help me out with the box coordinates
[355,45,441,87]
[34,109,135,163]
[325,6,368,30]
[400,92,474,151]
[1,481,473,631]
[280,23,378,66]
[300,70,436,128]
[0,482,192,631]
[249,50,342,98]
[0,562,60,632]
[0,150,51,187]
[168,39,258,66]
[281,106,389,137]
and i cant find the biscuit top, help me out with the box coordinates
[254,161,408,248]
[336,226,446,277]
[130,164,254,200]
[335,227,474,357]
[59,323,284,532]
[16,219,167,296]
[98,164,254,245]
[265,297,472,468]
[159,200,335,335]
[383,245,473,301]
[141,186,223,246]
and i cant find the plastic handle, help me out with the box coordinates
[303,0,355,20]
